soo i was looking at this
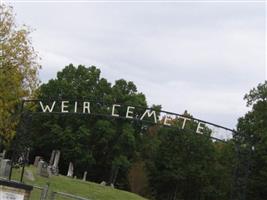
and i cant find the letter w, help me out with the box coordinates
[39,101,56,112]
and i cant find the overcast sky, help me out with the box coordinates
[6,1,266,131]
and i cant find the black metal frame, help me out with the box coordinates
[22,99,237,138]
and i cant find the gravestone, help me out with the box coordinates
[0,179,33,200]
[24,169,35,181]
[47,166,53,177]
[0,159,11,178]
[37,160,42,175]
[53,150,60,171]
[49,150,56,166]
[82,171,87,181]
[49,150,60,175]
[40,161,49,178]
[0,150,6,175]
[0,150,6,159]
[67,162,74,177]
[25,147,30,165]
[100,181,106,186]
[34,156,42,167]
[37,160,49,178]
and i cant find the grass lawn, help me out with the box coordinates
[10,166,147,200]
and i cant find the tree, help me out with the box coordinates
[29,64,148,188]
[0,4,40,146]
[236,81,267,200]
[143,112,234,200]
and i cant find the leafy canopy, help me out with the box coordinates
[0,4,40,145]
[236,81,267,200]
[29,64,147,188]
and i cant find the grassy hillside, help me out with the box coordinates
[11,166,147,200]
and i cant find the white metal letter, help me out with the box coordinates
[179,116,191,129]
[39,101,56,112]
[74,101,78,113]
[126,106,135,119]
[61,101,69,113]
[140,109,157,123]
[196,122,205,134]
[83,102,91,113]
[112,104,121,117]
[163,116,171,126]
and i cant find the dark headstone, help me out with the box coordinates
[52,150,60,175]
[37,160,49,178]
[47,166,53,177]
[49,150,60,175]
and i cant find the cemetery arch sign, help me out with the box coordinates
[23,99,236,141]
[8,99,251,200]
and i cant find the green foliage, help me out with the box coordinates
[236,81,267,200]
[0,4,40,146]
[29,64,147,188]
[244,81,267,106]
[143,114,234,200]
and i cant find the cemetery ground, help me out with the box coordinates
[11,165,147,200]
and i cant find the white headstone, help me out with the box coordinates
[82,171,87,181]
[24,169,35,181]
[100,181,106,186]
[34,156,42,167]
[67,162,74,177]
[49,150,56,166]
[0,159,11,178]
[53,150,60,168]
